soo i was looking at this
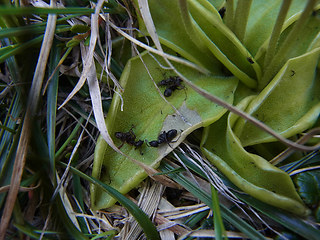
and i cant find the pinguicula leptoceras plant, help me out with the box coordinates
[92,0,320,216]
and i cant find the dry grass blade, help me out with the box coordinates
[0,184,40,193]
[138,0,162,51]
[155,214,189,236]
[270,127,320,165]
[290,165,320,176]
[58,2,98,110]
[121,180,164,239]
[107,21,209,73]
[178,229,269,240]
[0,1,57,238]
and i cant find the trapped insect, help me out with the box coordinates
[158,76,185,97]
[115,126,144,154]
[146,129,178,147]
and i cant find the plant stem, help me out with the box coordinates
[233,0,252,42]
[263,0,292,69]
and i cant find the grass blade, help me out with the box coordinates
[0,35,43,63]
[0,7,94,15]
[47,40,61,185]
[211,185,227,240]
[0,24,70,39]
[159,161,266,240]
[177,153,320,239]
[238,194,320,240]
[0,7,57,238]
[58,162,161,240]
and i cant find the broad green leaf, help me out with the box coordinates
[187,0,260,87]
[274,8,320,61]
[134,0,222,72]
[256,5,320,88]
[245,0,307,56]
[206,0,225,10]
[296,170,320,205]
[135,0,259,88]
[91,50,238,209]
[234,48,320,147]
[201,109,308,216]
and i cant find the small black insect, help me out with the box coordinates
[115,128,136,146]
[158,76,183,89]
[164,88,173,97]
[147,140,159,148]
[218,7,226,18]
[166,129,178,142]
[158,76,184,97]
[147,129,178,147]
[133,140,144,148]
[247,57,254,64]
[312,10,317,17]
[290,70,295,77]
[115,126,144,154]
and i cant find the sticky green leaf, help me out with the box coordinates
[135,0,259,88]
[201,110,309,216]
[234,48,320,147]
[244,0,307,55]
[275,8,320,60]
[134,0,222,72]
[91,50,238,209]
[187,0,260,87]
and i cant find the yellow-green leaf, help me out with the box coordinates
[201,107,309,216]
[234,48,320,147]
[91,51,238,209]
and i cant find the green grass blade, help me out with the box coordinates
[0,7,95,15]
[0,48,23,208]
[211,185,227,240]
[238,193,320,240]
[176,153,320,239]
[184,209,210,228]
[55,118,84,159]
[47,40,61,185]
[280,150,320,173]
[55,193,89,240]
[0,24,70,39]
[58,162,161,240]
[72,173,88,233]
[159,161,266,240]
[0,35,43,63]
[90,230,117,240]
[14,224,51,240]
